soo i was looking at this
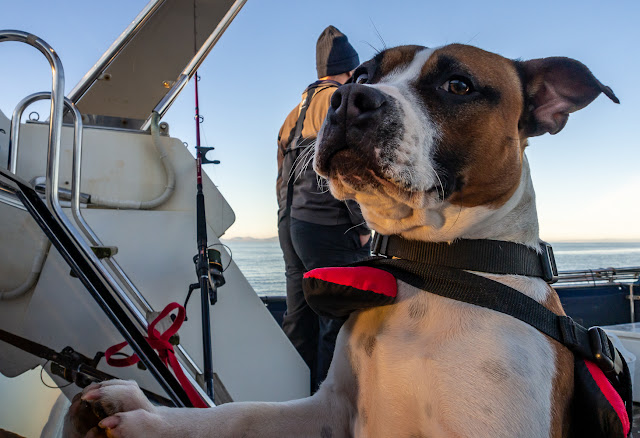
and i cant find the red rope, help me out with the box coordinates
[105,302,208,408]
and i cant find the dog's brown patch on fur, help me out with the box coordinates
[375,45,424,79]
[408,297,428,319]
[542,287,574,438]
[424,45,526,208]
[424,403,433,418]
[358,333,377,357]
[480,359,512,383]
[359,407,368,425]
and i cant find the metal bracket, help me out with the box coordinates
[539,241,559,284]
[196,146,220,165]
[91,246,118,259]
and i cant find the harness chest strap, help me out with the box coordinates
[371,234,559,283]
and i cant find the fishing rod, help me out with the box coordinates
[191,72,225,402]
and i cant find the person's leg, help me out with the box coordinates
[278,219,319,392]
[289,218,371,388]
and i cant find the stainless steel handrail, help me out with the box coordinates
[67,99,204,380]
[0,31,65,211]
[0,181,27,211]
[140,0,248,130]
[1,30,213,407]
[12,94,207,402]
[67,0,166,104]
[555,266,640,286]
[11,95,206,398]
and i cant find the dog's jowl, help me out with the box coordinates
[66,44,619,438]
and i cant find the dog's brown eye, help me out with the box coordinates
[441,78,473,95]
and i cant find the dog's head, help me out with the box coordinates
[314,44,618,243]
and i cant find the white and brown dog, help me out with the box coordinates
[66,44,618,438]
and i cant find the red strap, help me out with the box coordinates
[584,360,630,436]
[105,302,208,408]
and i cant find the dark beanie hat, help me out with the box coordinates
[316,26,360,78]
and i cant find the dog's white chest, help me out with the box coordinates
[345,280,556,438]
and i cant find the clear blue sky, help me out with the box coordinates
[1,0,639,241]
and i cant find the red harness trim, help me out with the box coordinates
[584,360,630,436]
[105,302,207,408]
[303,266,397,297]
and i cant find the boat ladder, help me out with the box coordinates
[0,30,213,408]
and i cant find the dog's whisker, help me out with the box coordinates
[288,140,316,184]
[369,18,387,51]
[318,183,331,194]
[314,174,331,194]
[466,32,481,44]
[343,200,355,217]
[432,168,445,200]
[343,221,367,235]
[446,195,464,233]
[361,40,382,56]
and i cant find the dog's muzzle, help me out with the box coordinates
[315,84,390,176]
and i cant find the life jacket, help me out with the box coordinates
[302,235,633,437]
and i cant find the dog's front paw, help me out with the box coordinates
[81,380,155,418]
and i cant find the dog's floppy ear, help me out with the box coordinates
[518,57,619,137]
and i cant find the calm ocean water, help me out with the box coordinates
[224,240,640,297]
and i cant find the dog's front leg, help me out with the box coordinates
[75,379,350,438]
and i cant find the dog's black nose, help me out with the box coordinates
[316,84,391,175]
[329,84,386,125]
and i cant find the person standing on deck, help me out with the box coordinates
[276,26,371,393]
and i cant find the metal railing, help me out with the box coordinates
[1,30,213,408]
[555,267,640,287]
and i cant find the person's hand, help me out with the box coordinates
[359,233,371,247]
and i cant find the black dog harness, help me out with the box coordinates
[302,235,633,437]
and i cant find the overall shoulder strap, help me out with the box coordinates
[283,86,319,217]
[287,87,317,153]
[282,81,340,217]
[284,81,339,153]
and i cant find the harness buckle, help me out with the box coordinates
[588,326,624,381]
[372,234,389,256]
[539,241,559,284]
